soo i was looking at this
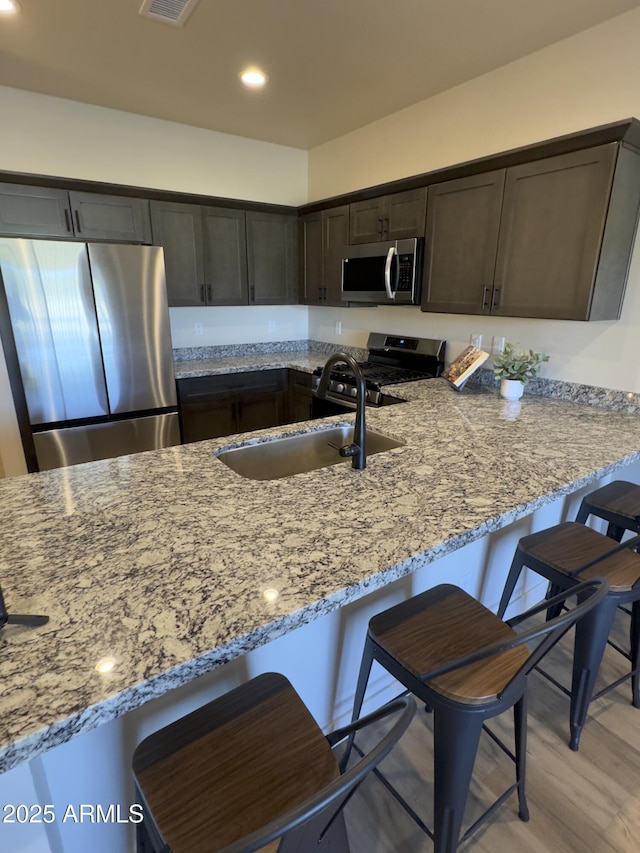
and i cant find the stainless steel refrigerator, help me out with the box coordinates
[0,239,180,472]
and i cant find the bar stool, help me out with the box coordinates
[576,479,640,657]
[132,671,414,853]
[576,480,640,541]
[347,579,607,853]
[497,521,640,750]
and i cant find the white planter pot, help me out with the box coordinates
[500,379,524,401]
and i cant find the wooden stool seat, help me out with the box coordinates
[371,585,528,704]
[576,480,640,539]
[519,522,640,591]
[132,672,415,853]
[134,674,338,853]
[498,521,640,751]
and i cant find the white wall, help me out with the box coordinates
[307,7,640,393]
[169,305,308,348]
[0,86,308,206]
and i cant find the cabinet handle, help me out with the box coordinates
[377,218,384,237]
[207,284,212,302]
[250,285,255,302]
[74,210,82,233]
[383,217,389,237]
[200,284,206,304]
[64,209,72,233]
[491,287,500,310]
[481,285,490,310]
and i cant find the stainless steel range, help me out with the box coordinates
[312,333,446,407]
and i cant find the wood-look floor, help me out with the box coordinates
[343,608,640,852]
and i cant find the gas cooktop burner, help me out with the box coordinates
[312,332,446,406]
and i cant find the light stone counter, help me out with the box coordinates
[173,349,326,378]
[1,372,640,775]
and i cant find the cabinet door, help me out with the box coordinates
[323,206,349,306]
[299,212,323,304]
[494,143,617,320]
[385,188,427,241]
[179,397,236,442]
[236,370,287,432]
[68,192,151,243]
[0,183,74,238]
[287,370,314,423]
[349,198,385,244]
[203,207,248,305]
[177,377,236,441]
[246,212,298,304]
[150,201,205,307]
[422,171,505,314]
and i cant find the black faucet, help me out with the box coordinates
[316,351,367,470]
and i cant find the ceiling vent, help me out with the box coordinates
[139,0,199,27]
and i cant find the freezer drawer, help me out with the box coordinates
[33,412,180,471]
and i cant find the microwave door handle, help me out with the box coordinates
[384,245,397,301]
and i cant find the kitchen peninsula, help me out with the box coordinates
[2,365,640,853]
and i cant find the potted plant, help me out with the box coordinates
[493,343,549,400]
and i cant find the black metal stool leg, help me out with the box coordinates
[351,638,375,722]
[575,502,589,525]
[497,551,525,618]
[513,694,529,821]
[570,595,619,751]
[606,522,626,542]
[545,583,565,621]
[341,639,376,771]
[432,707,484,853]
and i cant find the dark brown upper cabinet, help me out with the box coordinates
[300,205,349,306]
[349,188,427,244]
[246,211,298,305]
[152,204,297,307]
[151,202,248,306]
[422,170,505,315]
[202,207,248,306]
[422,142,640,321]
[150,200,205,306]
[0,183,151,243]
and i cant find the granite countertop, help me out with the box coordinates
[2,363,640,773]
[173,349,325,379]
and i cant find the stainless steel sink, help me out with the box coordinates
[216,424,404,480]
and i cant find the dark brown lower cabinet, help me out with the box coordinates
[288,370,314,422]
[177,370,289,443]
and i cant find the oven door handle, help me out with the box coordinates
[384,245,397,301]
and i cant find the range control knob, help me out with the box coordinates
[349,387,358,397]
[335,383,345,394]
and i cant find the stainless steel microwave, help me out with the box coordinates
[341,238,423,305]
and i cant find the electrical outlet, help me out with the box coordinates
[268,320,276,333]
[334,321,342,335]
[194,322,203,336]
[492,336,506,355]
[470,333,483,348]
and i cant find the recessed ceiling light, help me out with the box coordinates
[240,68,268,89]
[0,0,20,13]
